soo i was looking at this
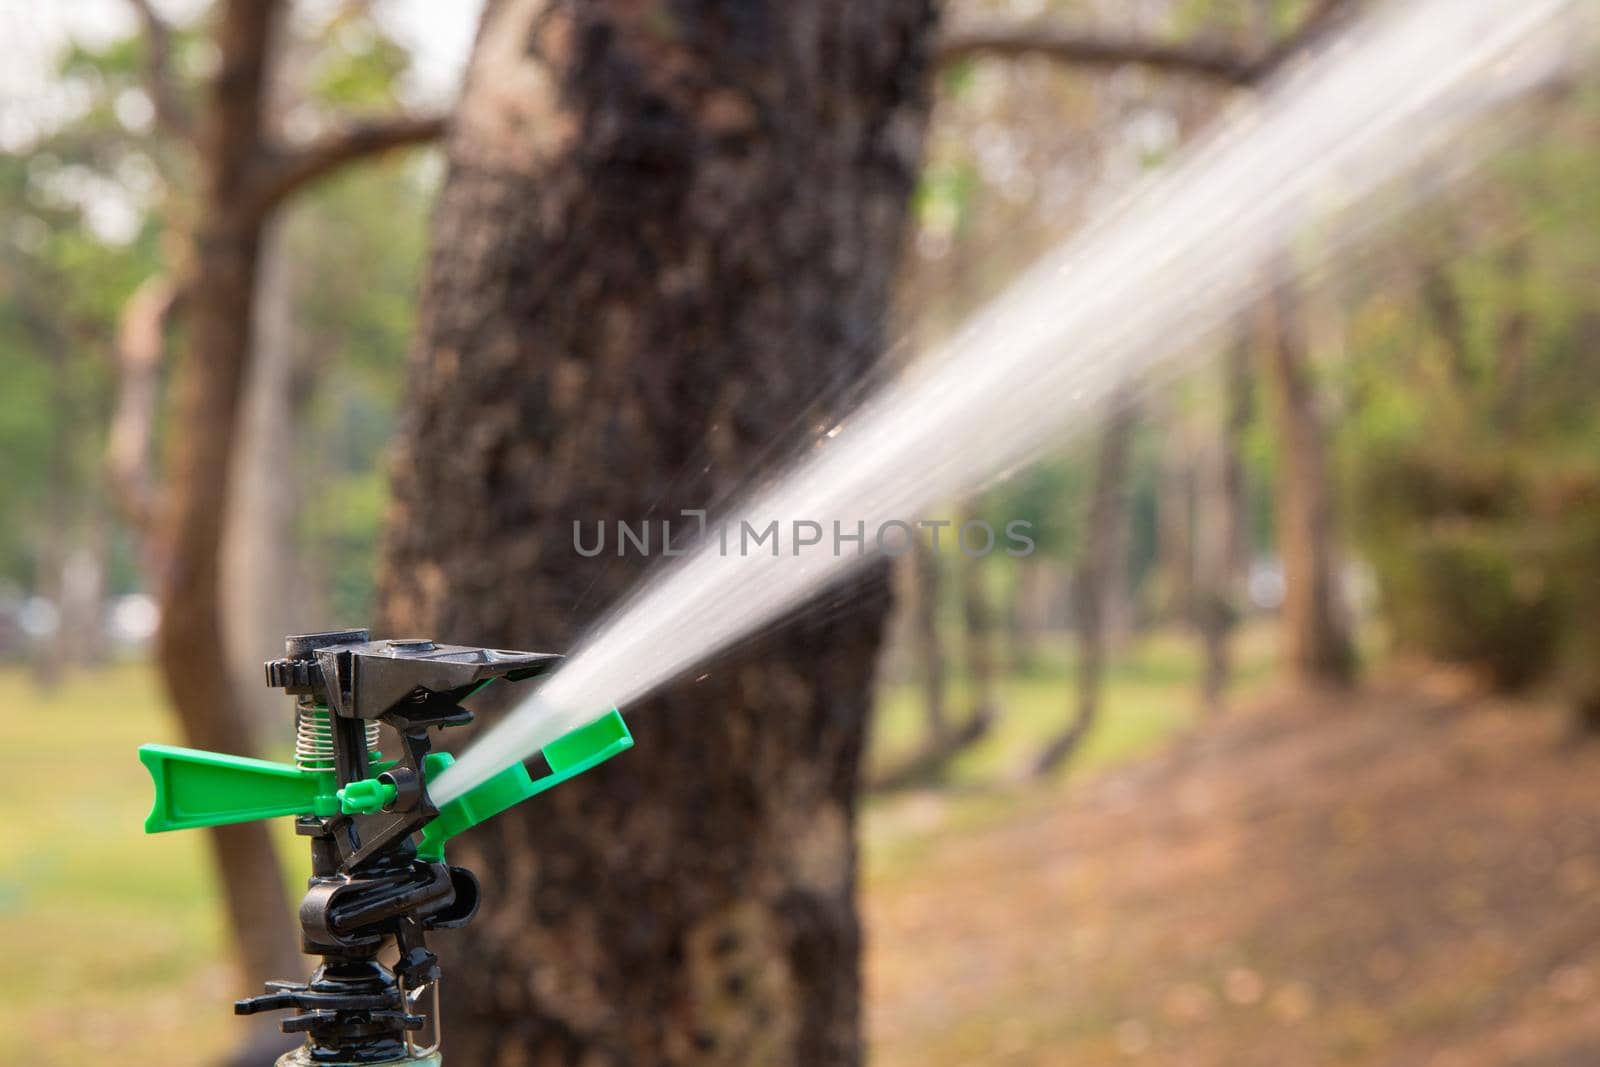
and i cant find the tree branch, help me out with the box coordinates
[936,25,1260,87]
[248,114,448,217]
[127,0,193,140]
[106,273,183,534]
[937,0,1358,88]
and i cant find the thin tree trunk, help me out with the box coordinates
[1196,334,1252,714]
[1221,338,1253,585]
[223,217,302,728]
[1157,406,1196,625]
[1419,255,1474,389]
[1493,239,1531,430]
[958,506,999,722]
[1009,556,1049,671]
[1037,392,1137,775]
[911,533,948,737]
[1101,468,1136,650]
[152,0,303,994]
[870,513,995,793]
[35,334,71,688]
[60,520,110,668]
[378,2,936,1062]
[1259,273,1355,687]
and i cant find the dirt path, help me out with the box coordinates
[865,673,1600,1066]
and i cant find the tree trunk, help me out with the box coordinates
[59,516,111,669]
[1100,466,1136,651]
[1493,239,1531,430]
[1036,392,1137,775]
[957,506,999,722]
[378,2,936,1063]
[911,533,948,736]
[1009,557,1052,671]
[1195,334,1252,715]
[152,0,303,995]
[224,217,303,728]
[35,333,71,688]
[1156,403,1196,625]
[870,509,995,793]
[1419,254,1474,389]
[1259,274,1355,687]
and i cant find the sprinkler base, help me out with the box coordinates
[276,1049,442,1067]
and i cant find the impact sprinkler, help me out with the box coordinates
[138,629,631,1066]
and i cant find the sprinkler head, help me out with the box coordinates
[138,629,632,1065]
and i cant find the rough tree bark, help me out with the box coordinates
[378,2,936,1063]
[1259,275,1355,686]
[1036,392,1138,775]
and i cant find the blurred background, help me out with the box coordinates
[3,0,1600,1064]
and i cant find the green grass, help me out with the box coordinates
[0,664,307,1066]
[1,626,1273,1064]
[870,625,1278,787]
[863,626,1278,882]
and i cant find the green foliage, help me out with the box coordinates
[0,6,435,620]
[310,19,412,111]
[0,64,160,586]
[1341,98,1600,708]
[914,159,981,241]
[1379,519,1560,689]
[987,453,1090,562]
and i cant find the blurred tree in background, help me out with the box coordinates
[0,0,446,1022]
[1342,92,1600,727]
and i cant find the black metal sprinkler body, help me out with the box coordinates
[139,629,633,1066]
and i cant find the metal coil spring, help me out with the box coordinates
[295,705,381,771]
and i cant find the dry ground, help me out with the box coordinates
[865,670,1600,1066]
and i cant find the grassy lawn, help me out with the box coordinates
[1,665,241,1065]
[1,626,1274,1065]
[864,626,1279,877]
[871,625,1278,788]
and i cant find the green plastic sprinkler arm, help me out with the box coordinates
[137,745,339,831]
[416,708,631,861]
[138,707,631,844]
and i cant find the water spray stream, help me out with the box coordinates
[431,0,1592,805]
